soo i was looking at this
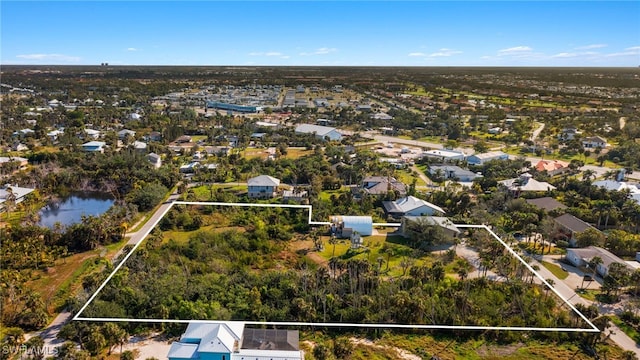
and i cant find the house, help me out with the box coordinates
[371,112,393,120]
[498,173,556,193]
[593,180,640,204]
[148,131,162,141]
[383,196,445,218]
[47,129,64,142]
[554,213,600,246]
[330,215,373,238]
[526,197,567,213]
[466,151,509,166]
[175,135,192,144]
[295,124,342,141]
[559,127,582,141]
[132,141,147,152]
[127,113,142,121]
[84,128,101,139]
[358,176,407,197]
[356,104,372,112]
[13,129,35,138]
[400,216,460,239]
[179,162,200,174]
[168,322,302,360]
[147,153,162,168]
[81,141,106,153]
[117,129,136,139]
[0,184,35,212]
[487,127,502,134]
[582,136,608,149]
[421,149,466,162]
[566,246,633,277]
[0,157,28,170]
[534,160,570,176]
[429,165,482,182]
[282,189,308,203]
[247,175,280,199]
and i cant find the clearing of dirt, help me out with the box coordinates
[351,337,421,360]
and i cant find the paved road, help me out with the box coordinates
[530,258,640,357]
[25,311,71,355]
[530,122,545,142]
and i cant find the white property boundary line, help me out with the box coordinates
[74,201,599,333]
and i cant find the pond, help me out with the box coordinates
[39,192,115,228]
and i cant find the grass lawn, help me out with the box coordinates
[394,168,426,187]
[541,261,568,280]
[319,187,348,201]
[27,251,104,314]
[575,288,599,301]
[284,148,314,159]
[610,315,640,344]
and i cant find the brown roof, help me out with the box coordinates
[554,213,596,234]
[526,197,567,212]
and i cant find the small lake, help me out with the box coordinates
[39,192,115,228]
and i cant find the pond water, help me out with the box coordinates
[38,192,115,228]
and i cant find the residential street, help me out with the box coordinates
[531,257,640,358]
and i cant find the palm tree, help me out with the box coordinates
[588,256,603,287]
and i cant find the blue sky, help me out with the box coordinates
[2,1,639,66]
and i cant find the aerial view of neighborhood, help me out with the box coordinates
[2,1,640,360]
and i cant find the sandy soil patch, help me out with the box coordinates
[114,334,173,359]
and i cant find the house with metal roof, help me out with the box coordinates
[566,246,632,277]
[383,196,445,219]
[330,215,373,237]
[0,184,35,212]
[81,141,106,153]
[466,151,509,165]
[248,175,280,199]
[294,124,342,141]
[421,149,466,162]
[168,322,303,360]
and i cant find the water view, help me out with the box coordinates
[38,192,115,228]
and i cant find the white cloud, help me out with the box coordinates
[299,47,338,56]
[16,53,81,62]
[428,48,462,57]
[551,52,578,58]
[248,51,289,59]
[604,47,640,57]
[498,46,533,56]
[127,47,138,52]
[408,52,427,57]
[574,44,607,50]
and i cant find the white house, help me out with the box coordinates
[566,246,632,277]
[582,136,608,149]
[295,124,342,141]
[330,215,373,237]
[0,184,35,212]
[499,173,556,193]
[84,128,101,139]
[383,196,445,218]
[147,153,162,168]
[429,165,482,182]
[421,149,466,162]
[466,151,509,165]
[81,141,106,153]
[168,322,302,360]
[117,129,136,139]
[593,180,640,204]
[247,175,280,199]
